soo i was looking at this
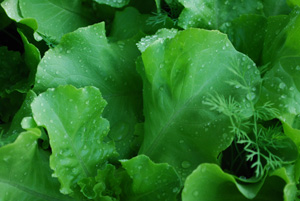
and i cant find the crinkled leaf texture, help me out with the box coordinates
[31,85,117,195]
[120,155,182,201]
[34,22,143,158]
[78,155,181,201]
[78,164,122,200]
[182,163,295,201]
[0,128,76,201]
[138,28,261,180]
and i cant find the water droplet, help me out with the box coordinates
[281,94,287,99]
[246,92,256,101]
[279,83,286,89]
[296,65,300,71]
[181,161,191,169]
[173,187,179,193]
[193,191,199,197]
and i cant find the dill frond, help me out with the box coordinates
[204,60,288,177]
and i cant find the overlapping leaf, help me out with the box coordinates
[182,163,294,201]
[260,8,300,124]
[178,0,264,29]
[31,85,117,194]
[0,128,77,201]
[138,28,261,180]
[121,155,181,201]
[34,20,143,159]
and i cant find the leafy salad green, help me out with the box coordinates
[1,0,300,200]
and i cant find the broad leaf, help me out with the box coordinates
[262,0,291,16]
[138,28,261,180]
[182,163,289,201]
[121,155,181,201]
[178,0,263,30]
[260,8,300,124]
[221,15,267,64]
[93,0,130,8]
[18,0,95,42]
[31,85,117,194]
[34,22,143,159]
[0,128,76,201]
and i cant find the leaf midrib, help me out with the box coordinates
[0,178,69,201]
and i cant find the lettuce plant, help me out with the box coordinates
[1,0,300,200]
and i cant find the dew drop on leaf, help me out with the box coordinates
[246,92,256,101]
[181,161,191,169]
[279,82,286,89]
[193,191,199,197]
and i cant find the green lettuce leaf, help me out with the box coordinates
[120,155,181,201]
[221,15,267,64]
[78,164,122,200]
[182,163,292,201]
[34,21,143,159]
[178,0,263,30]
[31,85,117,194]
[0,128,77,201]
[138,28,261,180]
[93,0,130,8]
[19,0,95,42]
[260,8,300,124]
[262,0,291,16]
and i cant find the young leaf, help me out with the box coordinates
[182,163,287,201]
[18,0,95,42]
[121,155,182,201]
[0,128,77,201]
[138,28,260,180]
[31,85,117,194]
[34,22,143,159]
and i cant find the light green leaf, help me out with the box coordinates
[0,128,76,201]
[287,0,300,8]
[31,85,117,194]
[138,28,261,180]
[93,0,130,8]
[121,155,181,201]
[137,28,178,52]
[182,163,287,201]
[34,22,143,159]
[178,0,263,30]
[18,0,94,42]
[78,164,122,200]
[1,0,23,22]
